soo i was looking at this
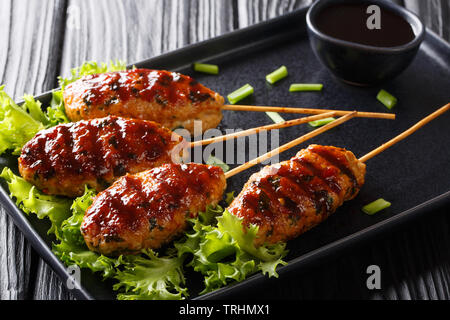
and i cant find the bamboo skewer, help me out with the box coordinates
[225,111,357,179]
[223,103,449,180]
[222,104,395,120]
[190,112,337,148]
[359,103,450,163]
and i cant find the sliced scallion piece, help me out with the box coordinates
[266,66,288,84]
[193,63,219,75]
[206,155,230,172]
[362,199,391,215]
[377,90,397,110]
[227,84,254,105]
[308,117,336,127]
[289,83,323,92]
[265,112,285,124]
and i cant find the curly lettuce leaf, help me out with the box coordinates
[53,241,118,280]
[113,250,187,300]
[175,199,288,294]
[217,210,287,262]
[46,90,70,126]
[59,60,127,89]
[0,88,69,156]
[259,258,287,278]
[185,221,258,294]
[0,168,72,237]
[0,87,46,155]
[60,187,96,247]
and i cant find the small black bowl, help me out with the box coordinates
[306,0,425,86]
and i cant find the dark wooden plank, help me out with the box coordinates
[236,0,311,27]
[0,0,67,300]
[404,0,450,42]
[59,0,237,76]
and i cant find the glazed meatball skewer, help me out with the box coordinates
[228,104,450,247]
[64,69,395,135]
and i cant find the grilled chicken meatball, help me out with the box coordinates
[81,163,226,256]
[228,145,366,246]
[63,69,224,134]
[19,116,185,197]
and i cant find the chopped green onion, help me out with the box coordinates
[265,112,285,124]
[193,63,219,75]
[377,90,397,110]
[227,84,254,105]
[266,66,288,84]
[362,199,391,215]
[308,117,336,127]
[289,83,323,92]
[206,155,230,172]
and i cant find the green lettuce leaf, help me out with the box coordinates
[187,221,258,294]
[175,198,288,294]
[46,90,70,127]
[0,168,72,238]
[60,186,96,247]
[113,250,187,300]
[59,60,127,89]
[0,87,46,155]
[217,210,287,262]
[0,88,69,156]
[53,241,118,280]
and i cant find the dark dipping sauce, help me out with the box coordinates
[316,3,415,47]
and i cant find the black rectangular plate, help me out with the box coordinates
[1,7,449,300]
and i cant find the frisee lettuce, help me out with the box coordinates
[59,60,127,89]
[175,200,288,294]
[0,168,72,238]
[113,250,187,300]
[217,210,287,262]
[0,87,46,155]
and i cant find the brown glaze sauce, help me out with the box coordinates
[282,160,336,215]
[232,146,358,225]
[309,146,359,190]
[82,164,224,238]
[316,3,415,47]
[20,116,179,184]
[79,69,215,108]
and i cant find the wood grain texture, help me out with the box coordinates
[404,0,450,42]
[0,0,449,300]
[0,0,67,300]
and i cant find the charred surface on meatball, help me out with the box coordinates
[228,145,366,246]
[19,116,185,197]
[63,69,224,134]
[81,163,226,256]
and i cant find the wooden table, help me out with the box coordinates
[1,0,449,300]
